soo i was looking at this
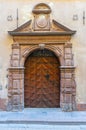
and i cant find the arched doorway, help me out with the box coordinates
[24,49,60,108]
[7,2,76,111]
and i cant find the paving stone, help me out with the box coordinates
[0,124,83,130]
[0,109,86,130]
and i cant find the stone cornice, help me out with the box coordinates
[8,31,76,36]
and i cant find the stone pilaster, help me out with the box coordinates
[7,67,24,111]
[59,42,76,111]
[64,43,74,66]
[7,43,24,111]
[11,43,20,67]
[60,66,76,111]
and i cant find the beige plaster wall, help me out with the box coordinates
[0,0,86,104]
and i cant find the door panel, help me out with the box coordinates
[24,49,60,108]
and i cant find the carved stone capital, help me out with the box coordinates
[12,43,20,49]
[64,42,72,48]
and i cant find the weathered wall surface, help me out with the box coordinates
[0,0,86,109]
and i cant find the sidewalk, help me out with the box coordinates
[0,109,86,130]
[0,108,86,123]
[0,124,85,130]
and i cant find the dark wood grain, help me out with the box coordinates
[24,50,60,108]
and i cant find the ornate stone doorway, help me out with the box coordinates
[24,49,60,108]
[7,3,76,111]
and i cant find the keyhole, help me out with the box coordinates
[45,74,50,80]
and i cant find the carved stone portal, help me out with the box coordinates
[7,3,76,111]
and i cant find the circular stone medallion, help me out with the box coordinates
[36,15,48,28]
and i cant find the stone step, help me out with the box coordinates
[0,120,86,125]
[0,108,86,129]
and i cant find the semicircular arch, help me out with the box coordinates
[21,45,64,67]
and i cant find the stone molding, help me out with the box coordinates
[7,3,76,111]
[7,40,76,111]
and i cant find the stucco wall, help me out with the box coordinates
[0,0,86,105]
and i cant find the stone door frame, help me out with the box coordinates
[7,39,76,111]
[7,2,76,112]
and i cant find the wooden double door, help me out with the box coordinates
[24,49,60,108]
